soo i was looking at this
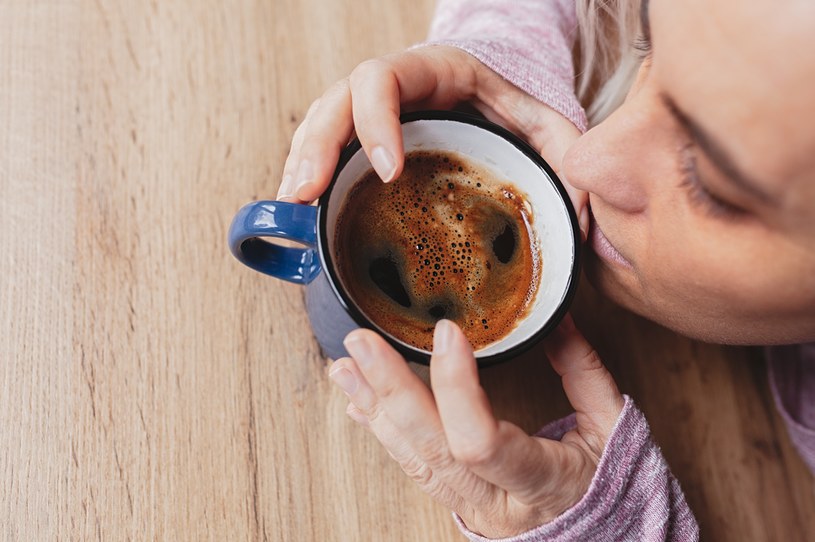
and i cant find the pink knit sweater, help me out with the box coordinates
[425,1,815,540]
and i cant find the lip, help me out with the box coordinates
[589,210,634,269]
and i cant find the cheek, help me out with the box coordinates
[633,201,815,342]
[639,192,746,308]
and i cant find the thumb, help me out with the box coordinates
[543,315,624,446]
[430,320,578,507]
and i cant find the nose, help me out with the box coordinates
[561,103,655,215]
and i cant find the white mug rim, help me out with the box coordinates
[316,111,581,366]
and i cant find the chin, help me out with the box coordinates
[583,249,643,313]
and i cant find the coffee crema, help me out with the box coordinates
[335,150,541,351]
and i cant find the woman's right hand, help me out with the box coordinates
[277,45,588,238]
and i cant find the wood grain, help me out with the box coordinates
[0,1,812,540]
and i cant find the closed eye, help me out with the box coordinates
[678,143,746,220]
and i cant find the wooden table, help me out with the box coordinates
[1,1,813,540]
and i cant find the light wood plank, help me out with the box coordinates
[0,1,812,541]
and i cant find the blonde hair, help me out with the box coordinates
[575,0,644,126]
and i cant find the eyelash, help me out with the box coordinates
[678,144,744,219]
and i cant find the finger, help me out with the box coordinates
[342,329,495,507]
[430,320,576,505]
[331,357,428,466]
[328,356,378,412]
[341,329,454,465]
[543,315,624,442]
[345,402,370,428]
[348,59,404,184]
[429,320,496,448]
[278,98,322,201]
[348,48,476,185]
[290,79,355,202]
[330,357,469,514]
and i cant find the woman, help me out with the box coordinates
[279,0,815,539]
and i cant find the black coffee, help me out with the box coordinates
[335,150,541,351]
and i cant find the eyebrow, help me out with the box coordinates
[662,95,776,204]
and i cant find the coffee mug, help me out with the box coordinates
[228,111,581,366]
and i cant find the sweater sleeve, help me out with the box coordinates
[422,0,588,133]
[767,343,815,474]
[454,396,700,542]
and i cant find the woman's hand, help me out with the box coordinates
[277,45,588,238]
[328,316,624,538]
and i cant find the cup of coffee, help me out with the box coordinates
[228,111,581,366]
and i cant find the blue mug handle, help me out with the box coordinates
[228,200,321,284]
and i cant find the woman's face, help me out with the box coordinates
[562,0,815,344]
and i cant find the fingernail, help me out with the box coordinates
[329,366,358,395]
[278,174,294,199]
[344,333,373,367]
[579,206,590,242]
[295,160,314,193]
[295,181,315,201]
[433,319,455,356]
[370,146,396,183]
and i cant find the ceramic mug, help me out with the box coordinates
[228,111,581,366]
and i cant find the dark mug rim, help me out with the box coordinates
[316,110,581,367]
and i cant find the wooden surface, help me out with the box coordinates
[1,1,813,540]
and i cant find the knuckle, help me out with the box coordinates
[400,456,434,487]
[350,58,390,87]
[376,380,402,406]
[416,436,455,469]
[371,376,401,402]
[569,349,617,395]
[450,434,499,467]
[578,349,605,372]
[322,78,350,102]
[525,120,553,155]
[361,400,387,426]
[444,53,477,97]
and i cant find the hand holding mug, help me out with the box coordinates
[330,315,624,538]
[229,113,581,364]
[277,46,588,238]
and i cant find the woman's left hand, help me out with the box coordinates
[329,316,625,539]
